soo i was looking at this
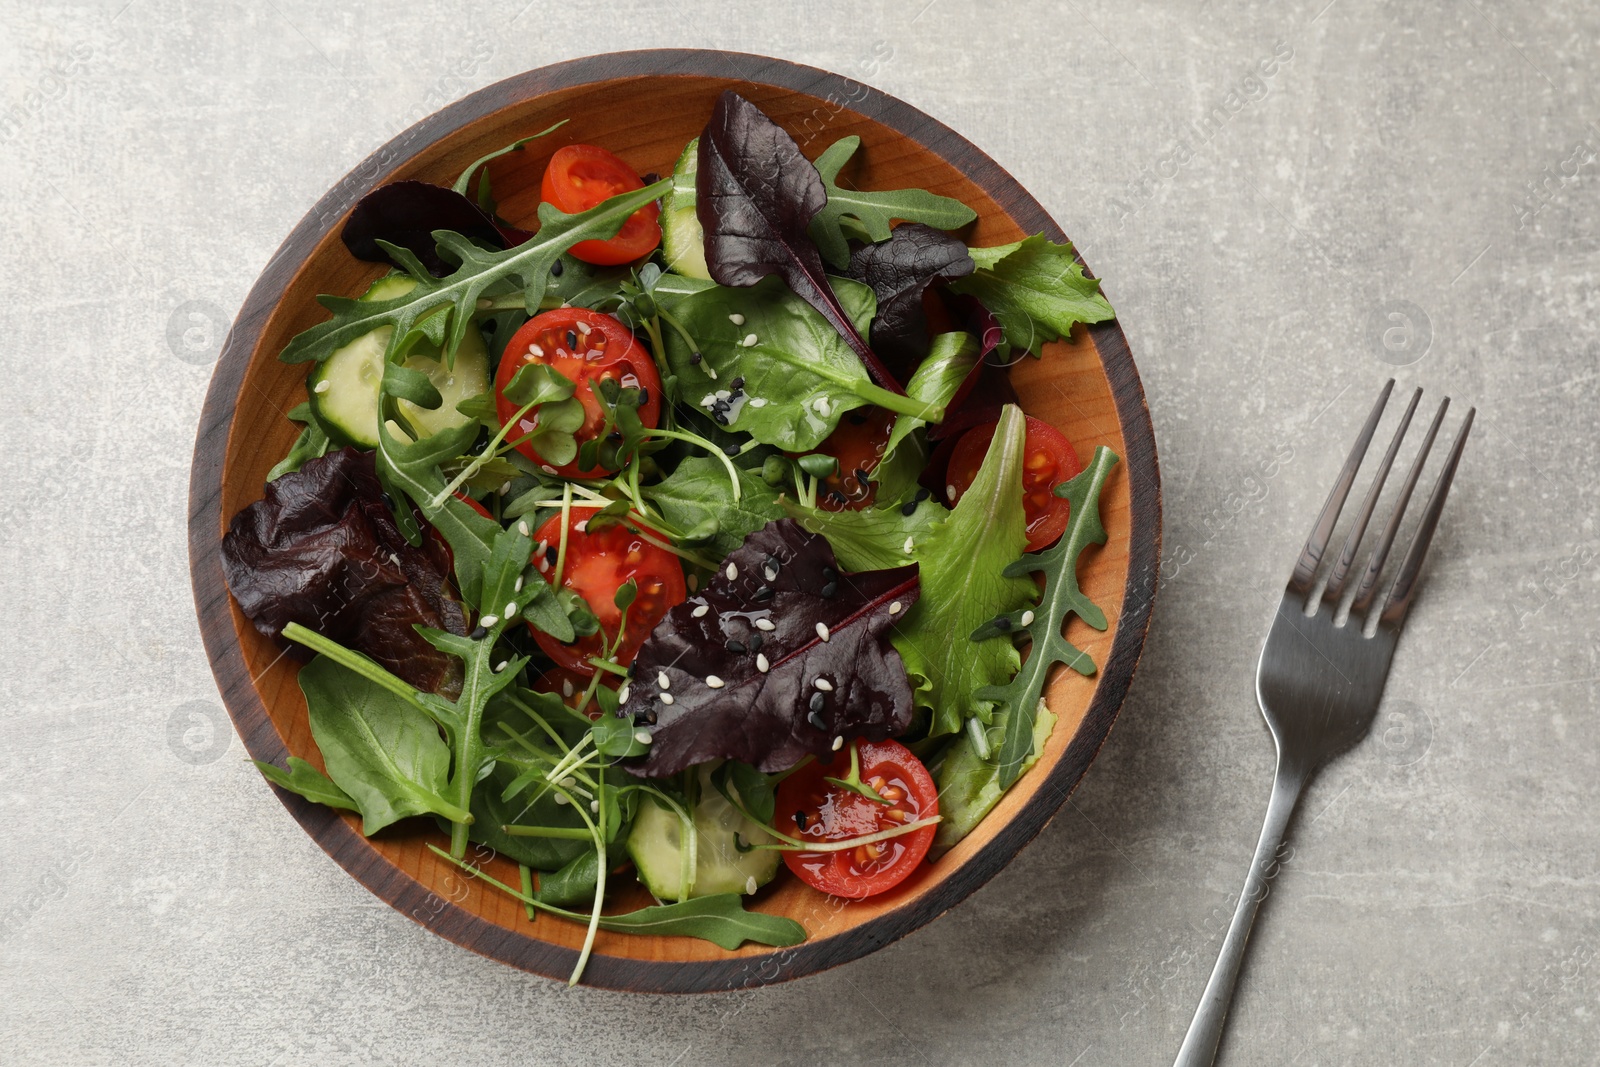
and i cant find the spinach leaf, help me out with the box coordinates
[253,756,357,811]
[786,496,944,573]
[809,135,979,270]
[296,654,467,835]
[890,405,1038,737]
[694,91,903,392]
[846,223,974,370]
[643,456,785,561]
[622,520,920,776]
[930,703,1056,853]
[947,235,1115,358]
[982,445,1118,786]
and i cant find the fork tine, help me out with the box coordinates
[1288,379,1395,594]
[1350,397,1450,615]
[1322,387,1423,604]
[1376,407,1475,628]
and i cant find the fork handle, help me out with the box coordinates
[1173,758,1310,1067]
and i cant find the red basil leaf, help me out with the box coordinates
[342,180,528,277]
[695,91,905,394]
[846,223,974,374]
[221,447,468,695]
[621,520,920,776]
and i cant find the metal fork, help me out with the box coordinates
[1173,380,1475,1067]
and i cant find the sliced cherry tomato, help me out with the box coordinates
[540,144,661,265]
[533,667,610,719]
[774,739,939,900]
[798,406,897,511]
[528,506,686,676]
[495,308,662,479]
[946,415,1082,552]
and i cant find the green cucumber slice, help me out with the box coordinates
[627,764,779,901]
[660,138,710,281]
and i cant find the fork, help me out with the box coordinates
[1172,380,1475,1067]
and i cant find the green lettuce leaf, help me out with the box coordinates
[948,235,1115,358]
[889,404,1037,737]
[643,456,785,561]
[931,702,1055,853]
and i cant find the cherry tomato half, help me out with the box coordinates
[799,406,897,511]
[947,415,1082,552]
[529,506,686,676]
[774,739,939,900]
[540,144,661,265]
[495,308,662,479]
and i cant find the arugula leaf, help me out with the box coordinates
[930,702,1056,853]
[296,654,468,835]
[982,445,1118,786]
[890,404,1037,737]
[452,119,567,203]
[660,275,932,451]
[280,178,669,367]
[846,223,975,370]
[643,456,785,561]
[265,404,330,481]
[622,520,920,776]
[810,136,978,270]
[695,91,903,392]
[253,756,357,811]
[947,235,1115,358]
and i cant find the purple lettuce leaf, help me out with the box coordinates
[620,519,920,777]
[341,180,531,277]
[694,91,906,394]
[221,447,468,695]
[846,223,974,376]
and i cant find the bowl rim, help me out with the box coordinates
[188,47,1161,992]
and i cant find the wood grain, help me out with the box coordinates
[187,49,1161,992]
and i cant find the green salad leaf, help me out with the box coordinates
[266,403,331,482]
[643,455,785,561]
[809,135,978,269]
[884,330,979,459]
[948,235,1115,357]
[253,755,357,811]
[981,444,1118,787]
[890,405,1038,737]
[787,496,944,572]
[931,703,1056,853]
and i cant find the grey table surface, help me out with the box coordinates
[3,1,1597,1064]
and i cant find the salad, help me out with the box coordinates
[221,90,1120,983]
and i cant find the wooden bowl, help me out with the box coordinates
[187,50,1160,992]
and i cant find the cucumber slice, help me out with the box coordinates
[660,138,710,280]
[306,276,489,448]
[628,764,779,901]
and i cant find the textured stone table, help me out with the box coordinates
[3,2,1596,1064]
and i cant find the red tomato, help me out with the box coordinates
[528,506,686,676]
[800,406,897,511]
[540,144,661,265]
[495,308,662,479]
[946,415,1082,552]
[774,739,939,899]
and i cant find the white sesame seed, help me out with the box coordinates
[495,660,509,672]
[577,322,591,335]
[313,379,331,394]
[505,601,518,618]
[634,729,653,745]
[812,396,831,415]
[687,574,699,591]
[725,562,738,581]
[590,799,600,813]
[536,538,547,553]
[618,684,630,702]
[1021,610,1035,626]
[514,575,524,592]
[748,397,768,407]
[946,483,957,499]
[729,313,746,326]
[889,601,902,615]
[554,793,570,805]
[661,692,675,705]
[742,333,758,347]
[756,653,770,672]
[574,520,587,533]
[903,536,915,555]
[562,679,574,698]
[561,776,577,789]
[814,678,833,692]
[479,614,499,627]
[763,564,778,581]
[540,464,558,475]
[530,344,544,357]
[815,622,830,642]
[745,875,758,895]
[692,604,709,618]
[658,671,670,689]
[518,521,531,536]
[538,557,550,573]
[832,736,845,752]
[755,617,775,631]
[706,675,725,689]
[499,481,512,496]
[706,365,718,380]
[716,389,731,400]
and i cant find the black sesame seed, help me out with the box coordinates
[795,811,808,831]
[550,259,564,277]
[900,500,918,516]
[643,709,658,725]
[730,376,745,391]
[822,566,837,581]
[689,351,702,365]
[914,486,931,503]
[724,443,741,457]
[381,492,396,509]
[642,171,660,184]
[469,625,488,640]
[807,709,826,731]
[747,633,763,651]
[821,581,838,598]
[765,555,781,574]
[712,412,728,425]
[545,546,558,563]
[992,615,1013,632]
[565,330,578,349]
[809,691,826,713]
[827,490,847,504]
[854,467,872,485]
[638,386,650,406]
[754,585,774,601]
[608,431,623,441]
[725,639,746,654]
